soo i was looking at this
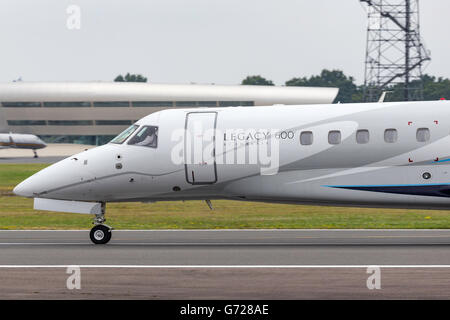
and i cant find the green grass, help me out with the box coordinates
[0,164,47,190]
[0,164,449,229]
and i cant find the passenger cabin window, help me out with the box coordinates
[300,131,313,145]
[416,128,430,142]
[110,125,139,144]
[128,126,158,148]
[384,129,398,143]
[328,130,341,145]
[356,130,370,144]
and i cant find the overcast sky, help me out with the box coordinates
[0,0,448,85]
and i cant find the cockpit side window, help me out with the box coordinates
[128,126,158,148]
[110,125,139,144]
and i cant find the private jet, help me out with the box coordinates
[0,133,47,158]
[13,100,450,244]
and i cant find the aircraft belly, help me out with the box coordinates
[222,167,450,209]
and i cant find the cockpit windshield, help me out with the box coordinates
[128,126,158,148]
[110,125,139,144]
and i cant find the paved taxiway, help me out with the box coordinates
[0,156,64,164]
[0,229,450,265]
[0,143,95,164]
[0,230,449,299]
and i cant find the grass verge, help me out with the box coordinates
[0,164,449,229]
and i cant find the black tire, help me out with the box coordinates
[90,225,112,244]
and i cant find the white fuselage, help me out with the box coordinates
[0,133,46,150]
[14,100,450,210]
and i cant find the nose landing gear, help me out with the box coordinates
[90,225,112,244]
[89,202,112,244]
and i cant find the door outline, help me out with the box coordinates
[184,111,218,185]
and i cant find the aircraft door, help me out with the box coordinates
[185,112,217,184]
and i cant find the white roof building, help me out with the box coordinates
[0,82,338,145]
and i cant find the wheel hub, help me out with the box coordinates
[93,229,105,240]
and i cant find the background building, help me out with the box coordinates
[0,82,338,145]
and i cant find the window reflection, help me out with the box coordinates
[110,125,139,144]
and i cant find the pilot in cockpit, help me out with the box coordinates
[128,126,158,148]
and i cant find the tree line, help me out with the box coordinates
[242,71,450,103]
[115,71,450,103]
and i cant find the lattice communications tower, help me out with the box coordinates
[360,0,430,101]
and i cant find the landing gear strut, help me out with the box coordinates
[89,202,112,244]
[33,149,38,158]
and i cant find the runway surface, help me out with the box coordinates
[0,229,449,299]
[0,143,93,163]
[0,156,64,164]
[0,229,450,265]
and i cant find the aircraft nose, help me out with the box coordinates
[13,144,112,200]
[13,179,35,197]
[13,161,61,198]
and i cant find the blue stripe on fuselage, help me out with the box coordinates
[324,183,450,198]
